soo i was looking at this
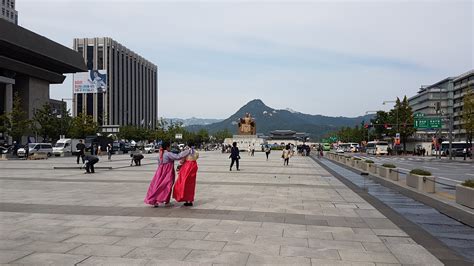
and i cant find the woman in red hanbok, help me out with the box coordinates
[173,145,199,206]
[144,142,191,207]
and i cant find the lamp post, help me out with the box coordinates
[365,111,379,145]
[383,100,398,154]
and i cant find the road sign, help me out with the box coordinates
[175,133,183,139]
[414,113,425,118]
[414,118,442,129]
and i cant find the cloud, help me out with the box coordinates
[17,0,473,118]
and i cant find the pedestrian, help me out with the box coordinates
[107,143,112,161]
[83,155,99,174]
[97,145,102,156]
[144,141,191,207]
[264,145,271,160]
[282,144,291,166]
[229,142,240,171]
[251,144,255,156]
[130,153,144,166]
[173,142,199,207]
[76,140,85,164]
[463,147,467,160]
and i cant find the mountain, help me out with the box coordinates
[186,99,373,140]
[164,117,223,127]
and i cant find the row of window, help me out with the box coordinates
[454,75,474,87]
[1,7,16,20]
[1,0,14,9]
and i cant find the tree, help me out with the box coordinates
[5,93,31,143]
[370,111,391,140]
[68,113,98,139]
[461,88,474,147]
[117,125,138,141]
[391,96,415,153]
[32,104,57,142]
[213,129,232,143]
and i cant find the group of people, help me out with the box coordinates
[144,141,199,207]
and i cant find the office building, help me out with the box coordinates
[1,0,18,24]
[452,70,474,140]
[0,19,86,144]
[72,38,158,131]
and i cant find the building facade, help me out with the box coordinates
[0,19,86,144]
[452,70,474,140]
[72,37,158,130]
[1,0,17,24]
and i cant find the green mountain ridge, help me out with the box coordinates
[186,99,372,140]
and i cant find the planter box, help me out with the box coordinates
[360,162,368,171]
[407,173,435,193]
[378,167,399,181]
[368,164,377,174]
[345,158,352,166]
[456,185,474,209]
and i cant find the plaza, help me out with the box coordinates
[0,151,445,265]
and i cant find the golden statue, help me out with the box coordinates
[238,113,256,135]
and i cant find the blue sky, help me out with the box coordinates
[18,0,473,119]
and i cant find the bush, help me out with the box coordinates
[461,179,474,188]
[410,169,432,176]
[382,163,396,168]
[365,160,374,163]
[353,157,361,161]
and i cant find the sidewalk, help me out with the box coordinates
[0,152,443,265]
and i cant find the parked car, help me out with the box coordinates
[17,143,53,158]
[53,139,81,157]
[144,144,155,154]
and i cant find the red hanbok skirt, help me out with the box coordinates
[173,160,198,202]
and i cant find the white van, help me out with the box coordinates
[53,139,81,156]
[17,143,53,158]
[366,141,389,155]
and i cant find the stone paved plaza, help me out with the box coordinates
[0,151,443,265]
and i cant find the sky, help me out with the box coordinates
[17,0,473,119]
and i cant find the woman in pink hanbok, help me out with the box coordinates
[144,142,191,207]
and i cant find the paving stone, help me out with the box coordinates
[310,259,376,266]
[0,250,33,264]
[78,256,149,266]
[68,243,136,257]
[338,250,400,263]
[222,242,280,256]
[235,226,283,237]
[0,239,32,249]
[184,250,249,265]
[62,220,108,227]
[283,229,333,240]
[204,232,257,244]
[13,252,88,265]
[308,239,365,251]
[114,237,174,248]
[66,227,116,235]
[386,244,443,265]
[107,228,161,238]
[255,235,308,247]
[280,245,340,259]
[169,239,226,251]
[17,241,82,253]
[247,254,311,265]
[125,247,191,260]
[371,229,408,237]
[156,230,208,240]
[332,232,382,243]
[64,235,123,245]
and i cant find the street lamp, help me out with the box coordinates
[383,100,399,155]
[365,111,379,144]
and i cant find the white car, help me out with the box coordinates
[17,143,53,158]
[144,144,155,153]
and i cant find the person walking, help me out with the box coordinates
[76,140,86,164]
[251,144,255,156]
[144,141,191,207]
[106,143,113,161]
[229,142,240,171]
[463,147,467,160]
[264,145,271,160]
[282,144,291,166]
[173,142,199,207]
[83,155,99,174]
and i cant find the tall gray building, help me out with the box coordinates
[72,38,158,130]
[1,0,17,24]
[452,70,474,140]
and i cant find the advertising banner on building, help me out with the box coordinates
[73,70,107,94]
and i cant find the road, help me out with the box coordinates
[345,153,474,192]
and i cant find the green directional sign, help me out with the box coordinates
[414,113,425,118]
[414,118,442,129]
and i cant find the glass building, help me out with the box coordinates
[73,37,158,130]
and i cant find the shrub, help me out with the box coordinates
[353,157,361,161]
[410,169,432,176]
[382,163,396,168]
[461,179,474,188]
[365,160,374,163]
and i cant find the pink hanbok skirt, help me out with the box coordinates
[144,162,175,205]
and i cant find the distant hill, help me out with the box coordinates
[164,117,223,127]
[186,99,372,140]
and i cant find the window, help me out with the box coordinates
[77,46,83,57]
[87,45,94,70]
[98,46,104,69]
[10,0,13,8]
[2,8,4,15]
[77,94,83,115]
[2,1,5,7]
[86,94,93,116]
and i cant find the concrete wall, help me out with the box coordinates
[15,76,50,119]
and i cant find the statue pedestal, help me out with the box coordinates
[224,135,265,151]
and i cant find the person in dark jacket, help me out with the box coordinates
[130,153,144,166]
[84,155,99,173]
[229,142,240,171]
[76,140,86,164]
